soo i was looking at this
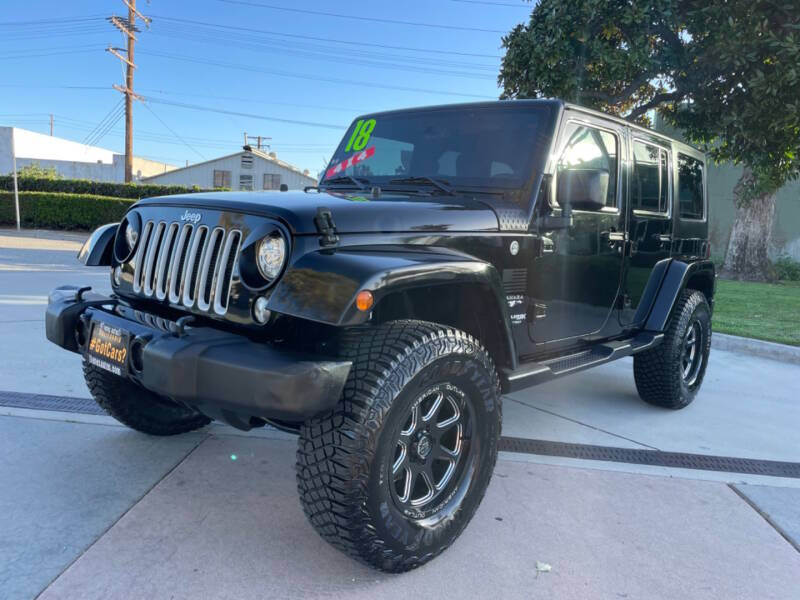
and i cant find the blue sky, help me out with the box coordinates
[0,0,532,175]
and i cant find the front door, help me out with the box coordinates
[528,118,626,346]
[619,135,674,326]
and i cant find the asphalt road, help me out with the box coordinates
[1,228,799,600]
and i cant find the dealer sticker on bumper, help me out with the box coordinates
[86,321,130,377]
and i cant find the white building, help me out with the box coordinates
[0,126,176,182]
[142,148,317,191]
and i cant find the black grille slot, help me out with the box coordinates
[218,231,240,310]
[135,223,153,291]
[147,225,166,292]
[188,227,207,302]
[202,232,224,306]
[170,224,192,302]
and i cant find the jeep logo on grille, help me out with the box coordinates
[180,210,202,224]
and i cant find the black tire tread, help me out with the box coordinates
[83,361,210,435]
[633,290,711,409]
[296,319,501,572]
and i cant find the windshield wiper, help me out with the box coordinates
[388,176,455,196]
[322,175,368,190]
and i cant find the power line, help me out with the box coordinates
[152,15,502,59]
[0,15,106,25]
[141,101,206,160]
[0,48,98,60]
[141,96,347,130]
[214,0,506,33]
[449,0,531,6]
[89,106,126,146]
[82,99,124,146]
[147,28,495,79]
[139,50,496,99]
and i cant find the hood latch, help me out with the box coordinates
[314,206,339,247]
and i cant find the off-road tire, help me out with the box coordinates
[296,320,502,573]
[83,361,210,435]
[634,290,711,409]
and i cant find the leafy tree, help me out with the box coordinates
[16,162,62,180]
[499,0,800,281]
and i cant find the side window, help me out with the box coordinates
[239,174,254,191]
[557,125,618,208]
[213,169,231,188]
[678,154,705,219]
[263,173,281,190]
[632,141,670,214]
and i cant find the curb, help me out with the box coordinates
[712,332,800,365]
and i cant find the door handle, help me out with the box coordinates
[656,234,672,243]
[603,231,627,242]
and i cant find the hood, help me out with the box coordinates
[134,190,499,235]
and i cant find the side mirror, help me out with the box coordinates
[556,169,609,212]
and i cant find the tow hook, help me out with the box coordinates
[174,315,195,337]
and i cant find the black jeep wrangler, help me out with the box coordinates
[46,99,714,572]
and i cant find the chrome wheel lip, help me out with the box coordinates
[389,383,471,513]
[681,320,704,386]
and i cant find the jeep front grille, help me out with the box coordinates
[132,220,242,315]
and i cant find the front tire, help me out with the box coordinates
[634,290,712,409]
[296,320,502,572]
[83,362,211,435]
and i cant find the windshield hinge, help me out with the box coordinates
[314,206,339,247]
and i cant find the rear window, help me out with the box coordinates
[678,153,705,219]
[632,141,669,214]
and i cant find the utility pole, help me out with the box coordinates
[107,1,149,182]
[243,133,272,151]
[11,128,20,230]
[49,114,54,136]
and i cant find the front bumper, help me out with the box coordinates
[45,286,351,429]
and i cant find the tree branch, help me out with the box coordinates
[626,91,683,122]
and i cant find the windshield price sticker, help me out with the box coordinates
[344,118,376,152]
[326,146,376,179]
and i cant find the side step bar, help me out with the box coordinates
[500,332,663,393]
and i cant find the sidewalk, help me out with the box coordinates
[1,413,798,600]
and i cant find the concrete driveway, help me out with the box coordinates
[1,228,799,599]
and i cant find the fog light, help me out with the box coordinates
[130,338,145,372]
[253,296,271,324]
[113,266,122,286]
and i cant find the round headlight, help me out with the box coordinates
[124,222,138,251]
[256,234,286,281]
[114,212,141,263]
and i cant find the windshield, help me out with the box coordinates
[322,104,554,192]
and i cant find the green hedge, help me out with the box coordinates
[0,176,216,200]
[0,192,134,231]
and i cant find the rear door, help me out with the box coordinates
[528,114,627,345]
[619,134,674,326]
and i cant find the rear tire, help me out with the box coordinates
[296,320,502,572]
[633,290,711,409]
[83,362,210,435]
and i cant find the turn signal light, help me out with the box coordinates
[356,290,374,312]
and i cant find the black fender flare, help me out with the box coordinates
[267,245,517,367]
[77,223,118,266]
[642,259,716,333]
